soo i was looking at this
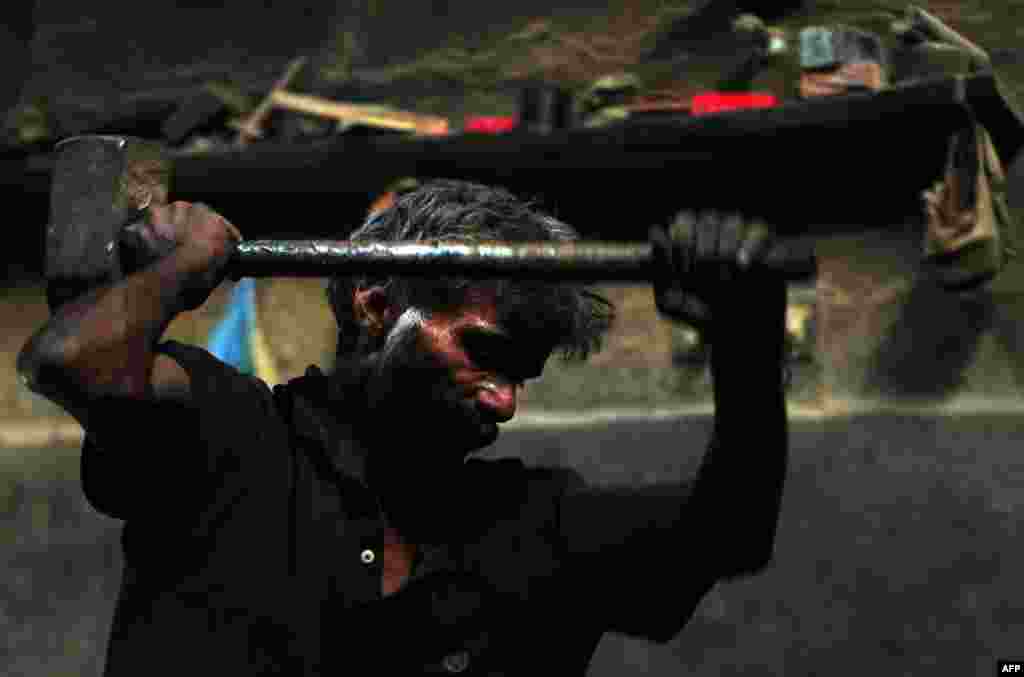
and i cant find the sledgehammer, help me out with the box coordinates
[44,135,816,311]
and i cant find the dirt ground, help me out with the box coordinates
[7,414,1024,677]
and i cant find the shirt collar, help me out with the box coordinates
[284,365,470,546]
[285,364,374,489]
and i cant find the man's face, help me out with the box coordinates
[363,288,551,457]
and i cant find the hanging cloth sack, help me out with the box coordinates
[922,120,1018,291]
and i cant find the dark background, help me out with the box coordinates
[2,1,1024,675]
[6,0,1023,277]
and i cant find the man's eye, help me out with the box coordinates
[461,330,547,383]
[462,333,504,363]
[462,333,523,375]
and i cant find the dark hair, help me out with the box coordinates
[326,179,614,360]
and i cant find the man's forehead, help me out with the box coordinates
[443,290,554,352]
[462,285,500,307]
[446,286,501,326]
[422,282,563,356]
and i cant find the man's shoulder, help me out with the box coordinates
[155,340,282,423]
[273,364,327,400]
[157,340,275,390]
[157,343,329,411]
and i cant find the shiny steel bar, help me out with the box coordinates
[232,239,816,281]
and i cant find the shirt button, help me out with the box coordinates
[360,549,375,565]
[442,650,470,674]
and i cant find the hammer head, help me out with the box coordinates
[46,135,170,311]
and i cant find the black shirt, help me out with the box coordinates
[82,340,780,676]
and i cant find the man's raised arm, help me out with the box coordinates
[16,201,241,426]
[694,258,788,577]
[558,210,790,642]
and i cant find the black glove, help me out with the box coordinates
[650,210,782,333]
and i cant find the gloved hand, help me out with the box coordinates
[650,210,786,334]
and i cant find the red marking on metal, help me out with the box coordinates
[463,116,519,134]
[691,92,780,116]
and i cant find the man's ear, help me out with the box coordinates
[353,285,398,338]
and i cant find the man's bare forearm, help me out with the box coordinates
[18,200,240,416]
[17,249,204,405]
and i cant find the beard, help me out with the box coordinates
[349,311,499,543]
[362,310,499,463]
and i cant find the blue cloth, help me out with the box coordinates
[206,278,256,375]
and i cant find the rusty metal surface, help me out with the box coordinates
[46,136,127,282]
[45,135,170,309]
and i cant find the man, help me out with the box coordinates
[18,179,788,675]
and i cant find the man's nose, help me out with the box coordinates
[476,380,517,423]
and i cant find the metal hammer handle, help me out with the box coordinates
[231,239,817,281]
[45,132,815,312]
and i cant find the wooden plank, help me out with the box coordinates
[269,90,450,135]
